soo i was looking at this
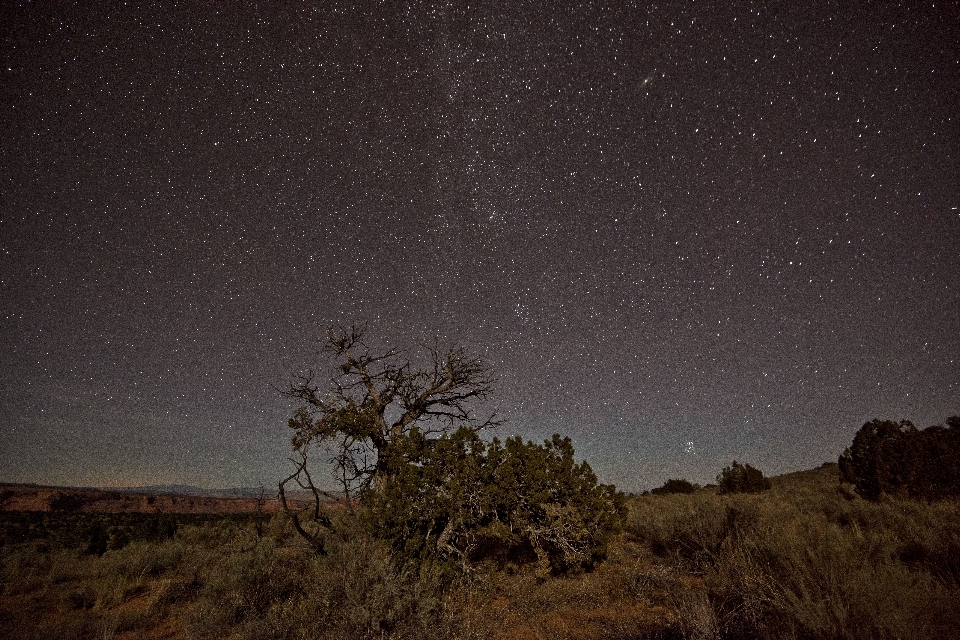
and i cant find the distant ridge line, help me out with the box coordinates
[0,482,270,499]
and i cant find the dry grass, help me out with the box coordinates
[2,464,958,638]
[626,464,960,639]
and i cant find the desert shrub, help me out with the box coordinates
[626,492,762,570]
[0,512,253,554]
[185,533,458,640]
[839,416,960,500]
[707,498,960,638]
[84,522,109,556]
[650,478,698,495]
[60,584,97,611]
[368,428,626,576]
[93,571,146,609]
[1,514,370,640]
[98,537,185,582]
[311,537,452,639]
[132,514,179,542]
[716,460,771,494]
[49,492,84,512]
[107,528,130,551]
[0,544,47,596]
[194,540,303,629]
[0,512,46,546]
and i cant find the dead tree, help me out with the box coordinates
[279,324,498,550]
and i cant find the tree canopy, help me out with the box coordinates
[716,461,771,494]
[370,427,625,575]
[283,325,498,497]
[278,325,625,574]
[839,416,960,500]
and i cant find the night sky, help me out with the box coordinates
[2,2,958,492]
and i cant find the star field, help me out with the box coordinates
[1,2,958,491]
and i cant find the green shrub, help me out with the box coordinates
[83,523,108,556]
[368,428,626,576]
[185,535,457,640]
[49,492,84,512]
[626,491,762,569]
[650,478,698,495]
[839,416,960,500]
[717,460,771,494]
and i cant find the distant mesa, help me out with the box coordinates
[108,485,271,498]
[112,484,209,496]
[0,483,319,514]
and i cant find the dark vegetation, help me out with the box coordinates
[650,478,699,495]
[716,460,771,494]
[0,512,260,555]
[370,428,626,576]
[839,416,960,500]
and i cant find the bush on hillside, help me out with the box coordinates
[717,461,771,494]
[839,416,960,500]
[650,478,698,495]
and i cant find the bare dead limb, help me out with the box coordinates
[282,323,499,496]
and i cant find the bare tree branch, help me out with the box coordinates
[278,449,334,554]
[281,323,499,514]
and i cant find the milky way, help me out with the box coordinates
[2,2,957,491]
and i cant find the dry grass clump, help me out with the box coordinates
[626,464,960,639]
[185,534,459,640]
[459,537,678,640]
[0,512,479,640]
